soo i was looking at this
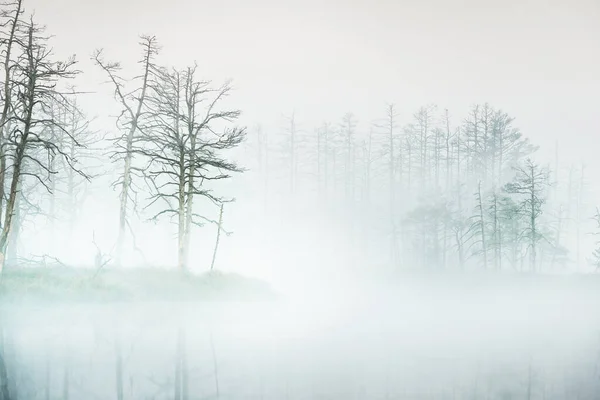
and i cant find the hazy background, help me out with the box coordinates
[27,0,599,157]
[17,0,600,292]
[1,2,600,398]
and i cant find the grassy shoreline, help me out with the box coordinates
[0,267,278,304]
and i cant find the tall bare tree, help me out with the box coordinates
[0,0,23,224]
[140,65,245,272]
[468,181,488,269]
[503,159,550,272]
[93,35,158,266]
[589,208,600,270]
[377,104,401,266]
[0,20,83,271]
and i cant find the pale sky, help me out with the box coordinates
[27,0,599,166]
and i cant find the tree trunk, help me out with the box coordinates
[67,109,77,237]
[389,107,396,267]
[182,133,196,273]
[210,204,224,271]
[0,0,23,226]
[477,182,488,269]
[0,24,34,271]
[5,192,19,267]
[177,153,186,272]
[492,194,500,270]
[445,109,451,192]
[576,164,585,271]
[48,112,57,245]
[550,205,564,270]
[114,39,154,267]
[0,149,24,273]
[530,164,537,273]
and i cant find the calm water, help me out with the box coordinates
[1,275,600,399]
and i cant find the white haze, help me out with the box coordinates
[3,277,600,398]
[0,1,599,398]
[15,0,598,288]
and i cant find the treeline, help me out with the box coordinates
[0,0,246,272]
[248,104,597,273]
[0,0,596,275]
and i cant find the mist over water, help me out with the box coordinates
[2,273,600,399]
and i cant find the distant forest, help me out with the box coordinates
[244,104,598,273]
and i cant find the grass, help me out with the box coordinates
[0,266,278,304]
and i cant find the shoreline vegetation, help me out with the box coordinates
[1,265,600,305]
[0,267,277,304]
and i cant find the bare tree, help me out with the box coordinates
[442,109,455,192]
[503,159,550,272]
[61,92,101,234]
[574,163,588,271]
[0,0,24,223]
[487,191,501,270]
[93,35,158,266]
[589,208,600,270]
[140,65,245,272]
[0,20,83,271]
[210,202,231,271]
[468,181,488,269]
[378,104,400,266]
[42,93,98,251]
[316,122,331,202]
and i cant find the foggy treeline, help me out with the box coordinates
[0,0,596,277]
[246,103,598,275]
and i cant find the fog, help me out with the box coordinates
[0,0,598,398]
[3,276,600,399]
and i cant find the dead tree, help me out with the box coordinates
[60,91,101,236]
[443,109,454,192]
[140,65,245,272]
[503,159,550,272]
[93,35,158,267]
[382,104,400,265]
[590,207,600,270]
[468,181,488,269]
[575,163,587,271]
[209,202,231,271]
[0,0,24,223]
[0,20,84,271]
